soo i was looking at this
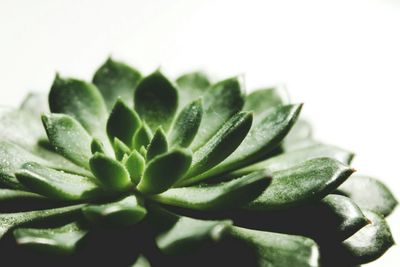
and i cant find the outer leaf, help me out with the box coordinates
[193,104,302,181]
[134,71,178,131]
[336,175,398,217]
[107,99,141,147]
[16,162,100,201]
[13,222,88,254]
[0,204,83,239]
[0,189,48,211]
[182,112,253,184]
[228,226,319,267]
[155,170,271,211]
[82,195,147,227]
[0,189,45,202]
[147,205,232,255]
[146,127,168,161]
[169,99,203,148]
[49,75,108,138]
[246,157,354,210]
[190,77,245,149]
[283,119,313,151]
[176,71,210,108]
[243,85,289,115]
[137,149,192,195]
[89,153,131,191]
[93,58,141,110]
[19,92,49,115]
[131,255,151,267]
[42,114,92,169]
[124,150,145,185]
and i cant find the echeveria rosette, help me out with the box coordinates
[0,58,396,267]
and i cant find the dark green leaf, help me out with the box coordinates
[89,153,131,191]
[146,128,168,161]
[0,204,83,239]
[113,137,131,161]
[13,222,87,254]
[134,71,178,131]
[82,195,147,227]
[246,157,354,210]
[124,150,145,185]
[190,77,245,149]
[42,114,92,169]
[243,86,289,115]
[176,71,210,108]
[137,149,192,195]
[169,99,203,148]
[16,162,100,201]
[107,99,141,147]
[181,112,253,185]
[155,170,271,210]
[49,75,108,138]
[229,226,319,267]
[93,58,141,110]
[337,175,398,217]
[132,123,153,151]
[91,138,106,155]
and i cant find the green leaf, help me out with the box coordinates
[194,104,302,181]
[336,175,398,217]
[89,153,131,191]
[13,222,88,254]
[176,71,210,108]
[134,71,178,131]
[243,86,289,115]
[124,150,145,185]
[42,113,92,169]
[190,77,245,149]
[0,189,48,211]
[82,195,147,227]
[0,189,45,202]
[229,226,319,267]
[49,75,108,138]
[16,162,100,201]
[169,99,203,148]
[146,128,168,161]
[107,99,141,147]
[147,205,232,255]
[19,92,49,115]
[0,204,83,239]
[137,149,192,195]
[283,119,313,151]
[93,58,141,110]
[91,138,106,155]
[132,123,153,151]
[155,170,271,211]
[131,255,151,267]
[182,112,253,184]
[113,137,131,161]
[246,157,354,210]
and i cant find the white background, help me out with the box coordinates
[0,0,399,265]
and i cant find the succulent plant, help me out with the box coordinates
[0,58,396,267]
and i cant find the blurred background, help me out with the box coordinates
[0,0,399,265]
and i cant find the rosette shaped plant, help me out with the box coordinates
[0,59,396,267]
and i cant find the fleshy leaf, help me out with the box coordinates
[124,150,145,185]
[336,175,398,217]
[182,112,253,184]
[91,138,106,155]
[16,162,100,201]
[229,226,319,267]
[42,114,92,169]
[13,222,88,254]
[134,71,178,131]
[132,123,153,151]
[89,153,131,191]
[113,137,131,161]
[137,149,192,195]
[107,99,141,147]
[193,104,302,181]
[190,77,245,149]
[155,170,271,211]
[82,195,147,227]
[49,75,108,138]
[169,99,203,148]
[246,158,354,210]
[146,128,168,161]
[176,71,210,108]
[93,58,141,110]
[19,92,49,115]
[283,119,313,151]
[0,189,48,212]
[0,204,83,239]
[243,86,289,115]
[131,255,151,267]
[148,205,232,255]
